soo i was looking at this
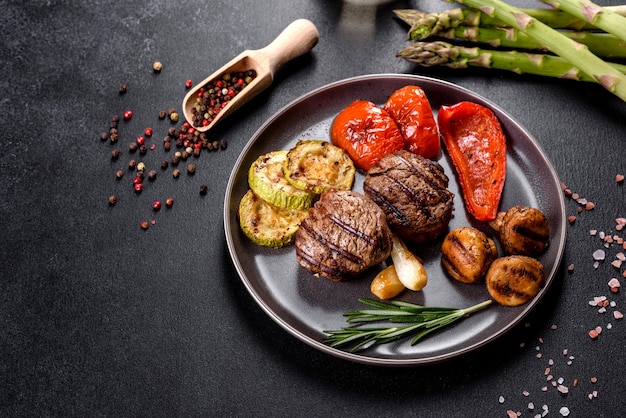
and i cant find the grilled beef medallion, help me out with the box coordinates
[364,150,454,244]
[295,189,393,282]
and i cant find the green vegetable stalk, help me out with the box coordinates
[397,40,626,82]
[448,0,626,101]
[436,25,626,59]
[540,0,626,42]
[394,5,626,34]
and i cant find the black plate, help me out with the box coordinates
[224,74,566,366]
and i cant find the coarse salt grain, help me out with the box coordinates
[499,396,505,404]
[608,278,621,288]
[614,311,624,319]
[559,406,571,416]
[506,410,517,418]
[593,249,606,260]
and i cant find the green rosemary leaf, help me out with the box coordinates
[323,299,492,352]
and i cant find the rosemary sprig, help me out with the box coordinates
[324,298,492,352]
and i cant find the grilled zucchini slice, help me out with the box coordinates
[284,140,356,194]
[238,189,309,248]
[248,150,316,210]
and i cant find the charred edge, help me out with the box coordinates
[295,245,347,281]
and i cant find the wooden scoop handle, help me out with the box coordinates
[258,19,319,75]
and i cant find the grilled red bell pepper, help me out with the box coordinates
[384,85,440,159]
[437,101,507,221]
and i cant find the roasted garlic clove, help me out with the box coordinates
[370,265,405,300]
[492,206,550,256]
[441,227,498,284]
[485,255,545,306]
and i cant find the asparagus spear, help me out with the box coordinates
[540,0,626,42]
[394,6,626,37]
[449,0,626,101]
[437,25,626,59]
[397,40,626,82]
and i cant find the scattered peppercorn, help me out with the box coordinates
[173,168,181,178]
[128,159,137,169]
[153,200,161,211]
[220,139,228,149]
[140,221,150,230]
[144,127,153,137]
[111,149,120,159]
[129,142,138,152]
[116,170,124,179]
[108,195,117,206]
[100,132,108,141]
[134,183,143,193]
[158,110,166,119]
[161,160,169,169]
[187,163,196,174]
[119,84,128,94]
[165,198,174,207]
[139,145,147,155]
[170,112,179,123]
[137,162,146,172]
[123,110,133,120]
[185,79,193,88]
[153,61,163,72]
[148,170,157,180]
[200,184,208,195]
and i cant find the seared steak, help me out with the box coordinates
[363,150,454,244]
[295,189,393,281]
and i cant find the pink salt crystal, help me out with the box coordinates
[617,217,626,226]
[614,311,624,319]
[608,277,621,288]
[616,174,624,183]
[617,253,626,261]
[557,385,569,394]
[588,329,599,339]
[593,249,606,260]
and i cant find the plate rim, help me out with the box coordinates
[224,73,567,366]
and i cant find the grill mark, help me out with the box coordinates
[298,218,364,265]
[512,224,550,242]
[396,153,452,204]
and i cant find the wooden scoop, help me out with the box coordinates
[182,18,319,132]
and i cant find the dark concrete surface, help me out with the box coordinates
[1,0,625,416]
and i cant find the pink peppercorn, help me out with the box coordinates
[185,79,193,88]
[123,110,133,120]
[136,136,145,146]
[144,127,153,137]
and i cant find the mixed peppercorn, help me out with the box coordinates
[188,70,257,128]
[102,63,227,230]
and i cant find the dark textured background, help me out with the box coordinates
[1,0,625,416]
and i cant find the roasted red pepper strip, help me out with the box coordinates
[438,101,506,221]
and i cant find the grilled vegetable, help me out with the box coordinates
[485,255,545,306]
[441,227,498,284]
[390,235,428,291]
[248,150,316,210]
[383,85,440,159]
[330,100,405,171]
[370,265,405,300]
[489,206,550,256]
[284,140,356,193]
[438,101,506,221]
[238,189,309,248]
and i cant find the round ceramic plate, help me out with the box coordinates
[224,74,566,366]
